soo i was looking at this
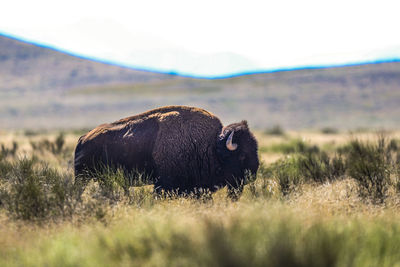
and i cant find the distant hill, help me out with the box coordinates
[0,34,179,93]
[1,34,400,130]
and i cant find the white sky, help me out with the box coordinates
[1,0,400,77]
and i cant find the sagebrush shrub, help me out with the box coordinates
[91,166,127,202]
[268,149,346,195]
[247,161,279,199]
[0,157,77,220]
[30,132,66,155]
[265,125,285,136]
[0,141,18,158]
[321,127,339,134]
[297,152,346,183]
[345,138,396,203]
[271,157,302,195]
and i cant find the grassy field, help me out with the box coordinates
[1,129,400,266]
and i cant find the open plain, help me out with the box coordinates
[1,129,400,266]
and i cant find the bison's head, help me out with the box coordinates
[216,120,259,188]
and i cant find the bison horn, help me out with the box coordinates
[226,131,238,151]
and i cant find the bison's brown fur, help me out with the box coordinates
[74,106,259,196]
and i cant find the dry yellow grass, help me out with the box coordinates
[1,130,400,266]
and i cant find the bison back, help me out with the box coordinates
[74,116,159,179]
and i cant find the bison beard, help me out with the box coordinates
[74,106,259,198]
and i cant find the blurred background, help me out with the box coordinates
[1,0,400,130]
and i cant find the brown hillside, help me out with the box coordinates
[0,34,179,93]
[1,34,400,130]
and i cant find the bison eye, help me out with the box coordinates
[239,155,246,162]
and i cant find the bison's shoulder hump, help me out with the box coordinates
[114,105,220,125]
[79,123,126,143]
[78,106,221,144]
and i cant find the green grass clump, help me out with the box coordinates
[0,155,13,177]
[267,150,346,195]
[0,157,76,221]
[89,166,128,202]
[297,152,346,183]
[78,164,155,203]
[265,125,285,136]
[271,156,302,195]
[0,156,159,221]
[29,132,67,155]
[246,161,279,199]
[1,141,18,158]
[321,127,339,134]
[345,138,399,203]
[266,136,399,202]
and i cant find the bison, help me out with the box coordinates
[74,106,259,197]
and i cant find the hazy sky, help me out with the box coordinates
[1,0,400,77]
